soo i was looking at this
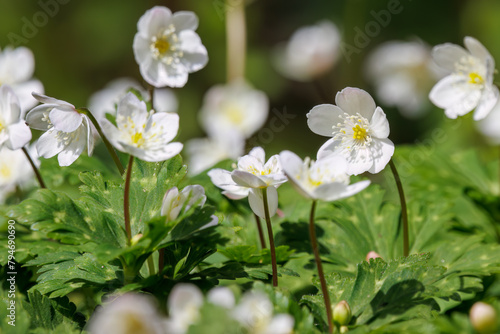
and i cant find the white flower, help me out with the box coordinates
[0,145,38,203]
[101,92,183,162]
[429,36,499,120]
[133,6,208,88]
[186,129,245,176]
[279,150,370,202]
[165,284,204,334]
[199,80,269,139]
[161,184,218,228]
[87,293,165,334]
[88,77,178,121]
[0,85,32,150]
[26,93,94,167]
[208,147,287,218]
[207,287,235,309]
[476,99,500,145]
[0,46,44,113]
[365,40,443,118]
[273,21,340,81]
[232,291,294,334]
[307,87,395,175]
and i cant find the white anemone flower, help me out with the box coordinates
[26,93,94,167]
[273,21,340,82]
[429,36,499,120]
[207,287,235,309]
[279,151,370,201]
[199,80,269,139]
[0,145,38,203]
[0,85,32,150]
[161,184,218,228]
[477,99,500,145]
[186,129,245,176]
[232,291,294,334]
[307,87,395,175]
[101,92,183,162]
[165,284,204,334]
[87,293,165,334]
[365,40,443,118]
[133,6,208,88]
[0,46,44,113]
[88,77,178,121]
[208,147,287,218]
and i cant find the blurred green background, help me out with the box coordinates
[0,0,498,160]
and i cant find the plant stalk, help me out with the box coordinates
[22,147,46,189]
[389,159,409,257]
[124,156,134,242]
[254,213,267,249]
[309,200,333,333]
[225,0,246,81]
[262,188,278,287]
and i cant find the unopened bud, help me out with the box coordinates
[366,251,382,261]
[333,300,352,326]
[130,233,143,246]
[470,302,498,333]
[340,325,349,333]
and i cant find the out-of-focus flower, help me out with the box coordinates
[366,251,382,261]
[429,36,498,120]
[186,129,245,176]
[273,21,340,81]
[133,6,208,88]
[208,147,286,218]
[476,99,500,145]
[207,287,235,309]
[88,77,178,121]
[279,151,370,201]
[161,184,218,228]
[307,87,394,175]
[26,93,94,167]
[199,80,269,139]
[232,291,294,334]
[0,46,44,113]
[0,85,32,150]
[165,284,204,334]
[0,145,38,203]
[88,293,165,334]
[469,302,498,334]
[101,92,182,162]
[365,40,443,118]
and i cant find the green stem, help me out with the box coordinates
[262,188,278,287]
[158,248,165,274]
[254,213,267,249]
[124,156,134,242]
[309,200,333,333]
[225,0,246,81]
[147,254,156,276]
[148,85,155,111]
[21,147,46,188]
[79,108,125,175]
[389,159,409,257]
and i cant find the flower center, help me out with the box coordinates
[469,72,484,85]
[352,124,367,141]
[131,132,145,147]
[223,104,244,125]
[0,119,4,133]
[333,113,372,150]
[153,38,170,55]
[0,163,12,179]
[150,25,183,65]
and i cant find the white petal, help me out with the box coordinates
[161,187,180,220]
[369,107,390,138]
[464,36,493,65]
[307,104,342,137]
[141,60,189,88]
[232,170,267,188]
[207,287,235,309]
[263,314,295,334]
[25,106,50,130]
[1,47,35,83]
[116,93,148,127]
[429,75,480,118]
[172,11,199,31]
[57,126,87,166]
[133,34,152,64]
[32,93,74,108]
[431,43,469,72]
[49,109,83,132]
[208,168,249,199]
[335,87,376,120]
[148,112,179,143]
[178,31,208,72]
[11,79,44,113]
[6,121,31,150]
[248,147,266,163]
[0,85,21,124]
[140,6,172,37]
[316,137,339,160]
[100,119,124,152]
[183,184,207,209]
[279,150,314,199]
[345,146,373,176]
[368,138,394,174]
[318,179,371,202]
[36,130,65,159]
[153,88,178,113]
[248,187,278,219]
[167,284,203,318]
[138,142,183,162]
[473,85,499,120]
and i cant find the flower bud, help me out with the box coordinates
[332,300,352,326]
[130,233,143,246]
[470,302,498,333]
[340,325,349,333]
[366,251,382,261]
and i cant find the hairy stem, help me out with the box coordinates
[254,213,267,249]
[158,248,165,274]
[309,200,333,333]
[22,147,46,189]
[124,156,134,242]
[79,108,125,175]
[262,188,278,287]
[389,159,409,257]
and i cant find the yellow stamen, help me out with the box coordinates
[469,72,484,85]
[352,124,367,141]
[154,38,170,55]
[131,132,144,147]
[0,164,11,178]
